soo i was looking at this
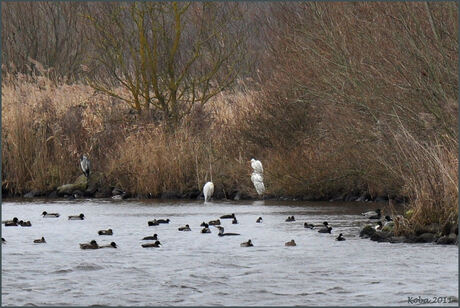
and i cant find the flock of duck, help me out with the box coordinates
[1,208,389,249]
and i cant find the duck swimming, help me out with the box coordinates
[178,224,191,231]
[42,211,60,218]
[285,239,296,246]
[157,219,170,224]
[68,213,85,220]
[285,216,295,222]
[142,234,158,240]
[98,229,113,235]
[217,226,240,236]
[256,217,263,223]
[201,227,211,233]
[148,220,159,226]
[200,221,208,227]
[33,237,46,243]
[3,217,18,225]
[19,220,32,227]
[336,233,346,241]
[220,213,235,219]
[304,222,314,229]
[362,208,381,219]
[232,217,238,224]
[318,222,332,233]
[240,239,254,247]
[142,240,161,248]
[99,242,117,248]
[5,217,19,226]
[208,219,221,226]
[80,240,99,250]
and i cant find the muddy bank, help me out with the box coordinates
[3,171,408,204]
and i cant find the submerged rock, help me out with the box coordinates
[388,236,407,243]
[414,232,436,243]
[370,231,391,242]
[436,236,457,245]
[360,225,376,238]
[47,190,58,198]
[24,190,39,198]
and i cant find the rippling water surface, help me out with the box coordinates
[2,199,458,306]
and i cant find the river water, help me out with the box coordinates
[1,199,458,306]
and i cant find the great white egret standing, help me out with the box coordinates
[251,172,265,196]
[80,155,90,178]
[203,181,214,203]
[250,158,263,175]
[250,158,265,197]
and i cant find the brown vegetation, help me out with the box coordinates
[1,2,458,234]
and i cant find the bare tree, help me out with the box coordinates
[87,2,246,129]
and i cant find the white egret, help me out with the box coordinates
[250,158,263,174]
[80,155,90,178]
[203,181,214,203]
[251,172,265,196]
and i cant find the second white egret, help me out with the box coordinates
[203,181,214,203]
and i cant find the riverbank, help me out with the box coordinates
[1,76,457,240]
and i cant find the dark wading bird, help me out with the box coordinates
[80,155,90,178]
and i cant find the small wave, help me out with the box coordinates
[51,269,73,274]
[327,286,345,291]
[74,263,104,271]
